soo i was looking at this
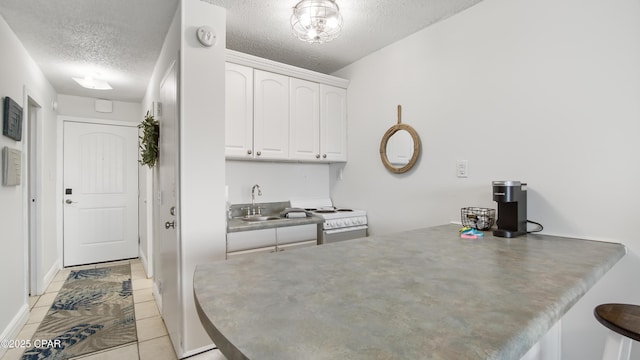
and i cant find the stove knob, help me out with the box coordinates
[338,220,345,227]
[346,219,353,225]
[325,221,333,229]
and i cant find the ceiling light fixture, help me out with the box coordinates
[290,0,343,44]
[72,75,112,90]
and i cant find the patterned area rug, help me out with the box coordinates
[22,264,137,360]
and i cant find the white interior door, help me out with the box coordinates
[157,61,182,354]
[63,121,138,266]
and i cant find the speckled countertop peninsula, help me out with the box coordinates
[194,224,626,360]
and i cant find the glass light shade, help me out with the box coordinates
[291,0,343,44]
[72,76,112,90]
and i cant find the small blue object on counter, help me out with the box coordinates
[459,226,484,239]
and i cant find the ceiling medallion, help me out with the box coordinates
[290,0,343,44]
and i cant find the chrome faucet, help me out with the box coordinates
[251,184,262,212]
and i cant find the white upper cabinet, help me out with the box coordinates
[289,81,348,162]
[289,78,320,161]
[320,85,348,162]
[225,50,349,163]
[253,70,290,160]
[225,63,253,158]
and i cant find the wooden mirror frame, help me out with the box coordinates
[379,105,421,174]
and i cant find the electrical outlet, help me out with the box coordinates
[456,160,468,178]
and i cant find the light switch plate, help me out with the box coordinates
[456,160,468,178]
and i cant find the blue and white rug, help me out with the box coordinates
[22,264,137,360]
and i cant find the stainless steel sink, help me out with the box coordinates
[241,216,280,222]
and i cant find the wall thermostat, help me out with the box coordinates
[196,26,216,47]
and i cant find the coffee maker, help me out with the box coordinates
[492,181,527,238]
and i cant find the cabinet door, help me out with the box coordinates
[277,224,318,245]
[254,70,290,160]
[320,84,348,162]
[289,78,320,161]
[225,63,254,159]
[226,228,276,253]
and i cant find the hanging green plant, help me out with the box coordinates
[138,111,159,168]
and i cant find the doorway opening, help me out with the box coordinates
[25,94,42,296]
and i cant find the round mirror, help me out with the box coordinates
[380,106,421,174]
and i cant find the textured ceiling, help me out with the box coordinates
[0,0,179,102]
[0,0,484,102]
[217,0,485,74]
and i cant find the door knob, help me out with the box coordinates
[165,221,175,229]
[65,199,73,204]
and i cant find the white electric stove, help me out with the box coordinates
[290,199,368,244]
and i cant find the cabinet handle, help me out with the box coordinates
[247,149,252,155]
[256,151,262,156]
[322,154,327,159]
[315,154,320,159]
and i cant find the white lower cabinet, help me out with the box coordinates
[226,228,275,253]
[226,224,318,259]
[276,224,317,245]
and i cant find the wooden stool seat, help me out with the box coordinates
[594,303,640,360]
[595,303,640,342]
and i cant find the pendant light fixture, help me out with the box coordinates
[290,0,343,44]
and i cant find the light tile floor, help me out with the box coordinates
[1,259,226,360]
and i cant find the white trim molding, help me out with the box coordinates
[226,49,350,89]
[0,304,29,359]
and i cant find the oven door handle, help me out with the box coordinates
[324,225,368,235]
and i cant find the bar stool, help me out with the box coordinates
[594,303,640,360]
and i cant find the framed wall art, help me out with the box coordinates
[3,96,23,141]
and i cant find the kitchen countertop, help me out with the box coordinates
[226,201,324,233]
[227,215,324,233]
[194,224,626,360]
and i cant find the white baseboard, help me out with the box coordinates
[32,259,61,296]
[179,344,217,359]
[153,282,162,313]
[0,303,29,358]
[139,251,152,278]
[43,259,61,289]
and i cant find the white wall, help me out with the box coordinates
[333,0,640,245]
[57,94,141,122]
[179,2,226,354]
[0,15,58,358]
[226,161,330,205]
[140,7,181,280]
[141,1,227,356]
[331,0,640,357]
[140,0,180,347]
